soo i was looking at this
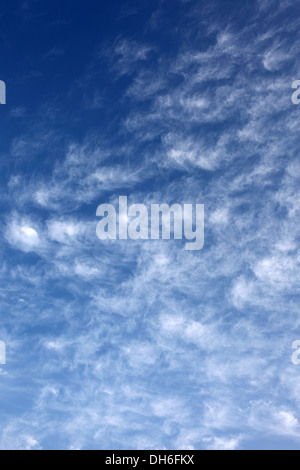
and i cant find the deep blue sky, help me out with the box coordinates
[0,0,300,450]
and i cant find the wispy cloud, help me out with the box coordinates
[0,0,300,450]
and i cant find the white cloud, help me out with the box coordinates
[231,277,255,308]
[48,220,86,244]
[203,436,241,450]
[6,219,40,253]
[1,0,300,451]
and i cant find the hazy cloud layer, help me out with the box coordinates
[0,0,299,450]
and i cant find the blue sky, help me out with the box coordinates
[0,0,300,450]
